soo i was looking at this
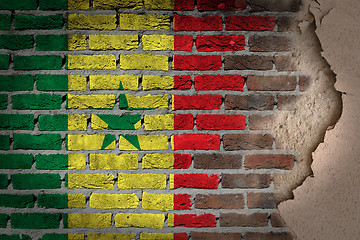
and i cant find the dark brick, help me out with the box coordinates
[192,232,242,240]
[220,213,268,227]
[0,213,7,228]
[0,55,9,70]
[248,0,300,12]
[0,14,11,30]
[249,35,292,52]
[0,35,33,50]
[277,95,301,110]
[225,55,273,70]
[225,94,275,110]
[0,75,34,91]
[249,114,274,130]
[244,232,293,240]
[0,94,7,109]
[0,194,35,208]
[224,134,273,150]
[299,76,311,91]
[0,154,33,169]
[222,174,271,189]
[39,0,67,10]
[247,75,297,91]
[194,153,242,169]
[271,213,287,227]
[12,174,61,190]
[14,15,63,30]
[0,174,8,189]
[277,17,299,32]
[0,0,37,10]
[247,192,279,209]
[245,154,295,170]
[195,194,244,209]
[0,135,10,150]
[11,213,60,229]
[275,55,298,71]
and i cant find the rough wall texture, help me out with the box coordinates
[0,0,343,239]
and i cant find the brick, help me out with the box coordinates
[275,55,298,71]
[173,55,222,70]
[118,173,166,189]
[248,0,300,12]
[92,114,141,130]
[68,0,89,10]
[115,213,165,229]
[142,192,173,211]
[38,194,67,209]
[66,134,116,151]
[174,35,193,51]
[0,154,33,169]
[120,94,168,110]
[140,232,188,240]
[13,56,62,70]
[194,153,242,169]
[0,55,9,70]
[119,134,168,151]
[13,134,62,150]
[171,134,221,150]
[197,115,246,130]
[67,173,114,189]
[244,232,293,240]
[0,75,33,91]
[248,192,279,209]
[175,114,194,129]
[120,54,168,71]
[67,34,87,51]
[0,14,11,30]
[90,193,139,209]
[277,95,301,110]
[39,0,67,10]
[0,0,37,10]
[0,235,32,240]
[220,213,268,227]
[143,75,174,90]
[36,35,67,51]
[170,173,219,189]
[15,15,63,30]
[271,213,287,227]
[224,134,273,150]
[88,233,136,240]
[90,75,138,90]
[224,55,273,70]
[38,115,67,131]
[226,16,275,31]
[37,75,86,91]
[143,34,193,52]
[120,14,170,30]
[168,213,216,227]
[225,94,275,110]
[245,154,295,170]
[174,154,192,169]
[174,0,194,10]
[0,135,9,150]
[144,0,173,10]
[12,174,61,190]
[0,174,7,189]
[195,75,244,91]
[67,94,116,109]
[142,153,191,169]
[195,194,244,209]
[249,114,274,130]
[198,0,246,10]
[67,55,116,70]
[89,153,138,170]
[249,35,292,52]
[144,114,193,130]
[196,35,245,51]
[0,194,35,208]
[0,213,7,228]
[66,213,112,228]
[299,76,311,91]
[11,213,60,229]
[36,154,86,170]
[222,174,271,188]
[172,95,222,110]
[89,34,138,50]
[191,232,242,240]
[0,114,34,130]
[93,0,142,9]
[0,95,7,109]
[174,14,222,31]
[68,194,86,208]
[68,14,116,30]
[40,234,85,240]
[0,35,33,50]
[278,17,299,32]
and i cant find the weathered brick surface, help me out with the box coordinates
[245,154,295,170]
[194,153,242,169]
[195,194,244,209]
[223,134,273,150]
[244,232,293,240]
[248,0,301,12]
[247,75,297,91]
[220,212,268,227]
[225,94,275,110]
[192,232,242,240]
[249,35,292,52]
[248,193,279,209]
[225,55,274,70]
[222,174,271,189]
[275,55,298,71]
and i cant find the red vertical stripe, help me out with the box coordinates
[174,194,191,210]
[173,95,222,110]
[174,35,193,51]
[174,114,194,130]
[173,213,217,227]
[173,173,219,189]
[174,154,192,169]
[197,114,246,130]
[174,76,192,90]
[174,233,189,240]
[172,134,221,150]
[194,74,245,91]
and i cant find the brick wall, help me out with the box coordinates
[0,0,304,239]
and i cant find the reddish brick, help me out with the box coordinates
[277,17,299,32]
[225,94,275,110]
[194,153,242,169]
[195,194,244,209]
[222,174,271,189]
[174,154,192,169]
[172,213,216,227]
[270,213,287,227]
[172,134,221,151]
[277,95,301,110]
[172,174,219,189]
[174,14,222,31]
[247,76,297,91]
[220,212,268,227]
[275,56,298,71]
[174,114,194,130]
[174,76,192,90]
[249,115,274,130]
[196,35,245,52]
[244,232,293,240]
[174,0,195,10]
[174,194,191,210]
[173,95,222,110]
[174,233,188,240]
[224,55,273,70]
[226,16,275,31]
[224,134,273,150]
[247,192,279,209]
[249,35,292,52]
[245,154,295,170]
[248,0,300,12]
[174,35,193,51]
[197,0,246,11]
[194,75,244,91]
[197,115,246,130]
[192,232,242,240]
[299,76,311,91]
[173,55,222,71]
